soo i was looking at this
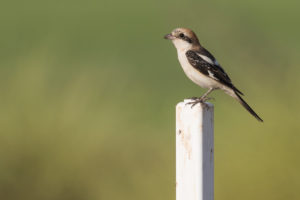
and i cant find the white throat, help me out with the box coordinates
[172,39,192,52]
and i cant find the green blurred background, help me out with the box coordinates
[0,0,299,199]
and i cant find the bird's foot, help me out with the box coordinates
[185,97,214,108]
[186,99,203,108]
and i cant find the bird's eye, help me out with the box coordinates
[179,33,184,38]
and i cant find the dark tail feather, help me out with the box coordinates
[234,91,263,122]
[233,86,244,96]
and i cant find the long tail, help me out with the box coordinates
[233,91,263,122]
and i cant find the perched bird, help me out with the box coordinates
[164,28,263,122]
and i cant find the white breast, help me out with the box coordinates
[177,50,223,90]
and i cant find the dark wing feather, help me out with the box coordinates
[186,50,243,95]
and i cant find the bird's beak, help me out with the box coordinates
[164,33,175,40]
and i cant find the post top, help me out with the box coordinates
[176,99,214,111]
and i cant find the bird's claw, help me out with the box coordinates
[186,100,203,108]
[185,97,214,108]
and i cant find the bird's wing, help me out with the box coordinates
[186,49,243,95]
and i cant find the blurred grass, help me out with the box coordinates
[0,0,299,199]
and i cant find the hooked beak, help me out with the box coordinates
[164,33,175,40]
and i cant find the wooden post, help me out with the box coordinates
[176,99,214,200]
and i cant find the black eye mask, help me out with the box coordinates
[179,33,192,44]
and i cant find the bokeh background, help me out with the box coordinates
[1,0,299,199]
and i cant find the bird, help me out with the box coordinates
[164,28,263,122]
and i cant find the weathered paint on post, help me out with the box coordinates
[176,99,214,200]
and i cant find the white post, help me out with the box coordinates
[176,99,214,200]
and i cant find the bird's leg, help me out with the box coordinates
[187,89,214,101]
[186,88,215,108]
[199,88,215,101]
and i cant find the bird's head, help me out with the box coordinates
[164,28,200,51]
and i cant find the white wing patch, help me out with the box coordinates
[196,52,221,67]
[197,54,214,65]
[208,70,218,80]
